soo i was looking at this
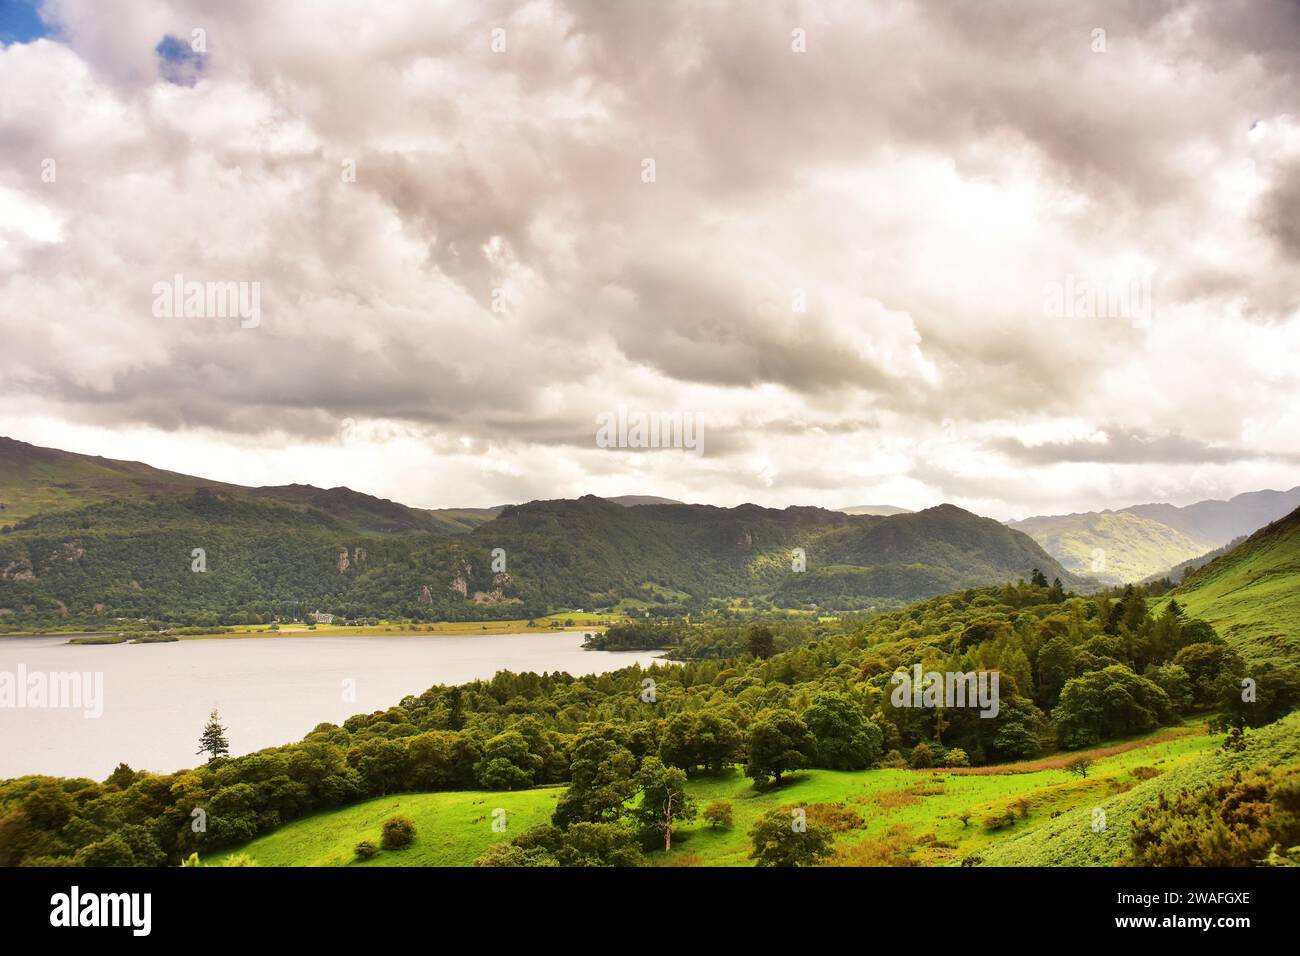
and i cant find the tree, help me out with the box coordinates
[744,709,816,788]
[1030,569,1049,588]
[658,711,741,774]
[1052,665,1173,748]
[197,709,230,762]
[510,823,643,867]
[746,624,776,659]
[909,742,935,768]
[748,808,834,867]
[801,693,883,770]
[474,730,543,790]
[1064,755,1093,779]
[552,733,638,827]
[702,800,733,829]
[629,757,697,852]
[1217,662,1300,729]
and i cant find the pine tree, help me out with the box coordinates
[197,709,230,761]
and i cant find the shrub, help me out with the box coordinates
[1128,766,1300,866]
[909,743,935,769]
[803,802,864,833]
[982,809,1016,831]
[941,748,970,768]
[354,840,378,860]
[380,815,416,850]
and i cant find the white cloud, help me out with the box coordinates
[0,0,1298,518]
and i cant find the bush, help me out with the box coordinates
[941,748,970,768]
[909,743,935,769]
[982,809,1016,831]
[354,840,378,860]
[380,816,416,850]
[1129,766,1300,866]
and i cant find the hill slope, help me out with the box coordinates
[1007,511,1206,585]
[1124,486,1300,544]
[0,436,496,535]
[1009,485,1300,583]
[1160,505,1300,665]
[0,468,1077,627]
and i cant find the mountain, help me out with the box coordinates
[1007,511,1207,585]
[0,436,496,535]
[836,504,912,516]
[1141,536,1247,586]
[1162,505,1300,665]
[0,435,226,525]
[0,440,1079,628]
[774,504,1081,608]
[1009,485,1300,584]
[605,495,684,507]
[1124,487,1300,544]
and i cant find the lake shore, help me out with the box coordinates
[0,614,621,643]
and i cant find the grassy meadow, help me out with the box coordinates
[211,721,1223,868]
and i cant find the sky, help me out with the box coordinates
[0,0,1298,520]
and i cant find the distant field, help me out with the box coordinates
[184,611,622,640]
[211,722,1221,868]
[1,611,624,641]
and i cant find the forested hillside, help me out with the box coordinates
[5,576,1294,868]
[0,444,1082,629]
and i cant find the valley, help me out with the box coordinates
[2,438,1299,871]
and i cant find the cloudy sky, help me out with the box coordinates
[1,0,1298,520]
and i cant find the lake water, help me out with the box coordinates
[0,632,664,780]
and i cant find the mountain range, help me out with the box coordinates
[0,437,1076,629]
[1008,486,1300,584]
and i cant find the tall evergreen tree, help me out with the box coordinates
[197,709,230,762]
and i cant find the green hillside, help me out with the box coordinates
[978,710,1300,865]
[211,724,1220,868]
[1141,535,1246,587]
[0,436,495,536]
[0,474,1079,628]
[1008,511,1207,584]
[1011,485,1300,585]
[0,436,222,526]
[1157,506,1300,665]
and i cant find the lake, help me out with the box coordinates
[0,632,664,780]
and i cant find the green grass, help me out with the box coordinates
[978,711,1300,866]
[209,787,563,867]
[211,723,1223,867]
[657,723,1217,866]
[1154,509,1300,665]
